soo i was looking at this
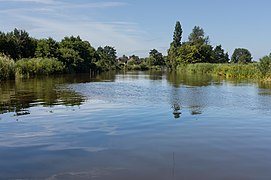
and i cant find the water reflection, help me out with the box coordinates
[166,71,209,117]
[2,71,271,179]
[0,75,89,116]
[2,71,271,119]
[166,71,213,88]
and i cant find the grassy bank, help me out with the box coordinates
[177,63,270,80]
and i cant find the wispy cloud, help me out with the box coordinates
[0,0,60,5]
[0,0,162,57]
[70,2,127,8]
[0,0,126,7]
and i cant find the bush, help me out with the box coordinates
[0,54,15,80]
[15,58,65,77]
[258,54,271,77]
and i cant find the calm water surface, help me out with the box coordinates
[1,71,271,180]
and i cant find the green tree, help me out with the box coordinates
[231,48,252,63]
[58,47,83,72]
[35,38,59,58]
[188,26,209,45]
[212,45,229,63]
[172,21,182,47]
[258,53,271,76]
[96,46,117,70]
[148,49,165,66]
[0,29,36,60]
[167,21,183,69]
[59,36,96,72]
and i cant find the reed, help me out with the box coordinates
[0,54,15,80]
[178,63,262,79]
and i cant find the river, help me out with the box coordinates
[1,71,271,179]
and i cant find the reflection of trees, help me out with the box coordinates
[258,82,271,89]
[258,82,271,96]
[167,71,212,117]
[172,102,181,119]
[92,71,117,82]
[147,70,163,81]
[189,105,202,115]
[0,75,90,116]
[170,81,182,119]
[166,71,213,88]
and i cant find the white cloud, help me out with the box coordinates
[0,0,60,4]
[0,0,163,57]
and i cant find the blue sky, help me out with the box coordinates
[0,0,270,59]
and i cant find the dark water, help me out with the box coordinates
[1,71,271,180]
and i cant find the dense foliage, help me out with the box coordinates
[258,53,271,77]
[0,29,112,75]
[1,26,271,80]
[0,54,15,80]
[0,29,36,60]
[15,58,65,77]
[231,48,252,63]
[147,49,165,66]
[167,24,230,69]
[96,46,117,70]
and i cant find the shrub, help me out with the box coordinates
[15,58,65,77]
[0,54,15,80]
[258,54,271,77]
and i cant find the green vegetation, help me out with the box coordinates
[0,29,36,60]
[1,25,271,81]
[179,63,259,79]
[0,54,15,80]
[167,21,182,69]
[258,54,271,79]
[96,46,117,71]
[231,48,252,63]
[164,21,271,80]
[15,58,65,77]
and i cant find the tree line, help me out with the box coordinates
[0,29,167,79]
[0,29,121,73]
[1,24,271,80]
[166,21,254,70]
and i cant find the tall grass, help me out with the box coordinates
[178,63,261,79]
[15,58,65,77]
[0,54,15,81]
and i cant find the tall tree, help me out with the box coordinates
[172,21,182,48]
[231,48,252,63]
[212,45,229,63]
[167,21,183,69]
[188,26,209,45]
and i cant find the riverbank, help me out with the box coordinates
[177,63,271,81]
[1,54,271,82]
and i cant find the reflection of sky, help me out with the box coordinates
[2,73,271,179]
